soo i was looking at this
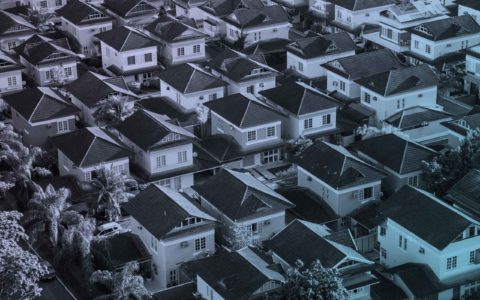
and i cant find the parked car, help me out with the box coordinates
[95,222,129,238]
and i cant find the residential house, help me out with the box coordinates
[308,0,334,22]
[407,15,480,64]
[264,219,378,299]
[102,0,158,28]
[350,134,437,196]
[355,64,438,123]
[192,168,294,245]
[64,71,138,126]
[54,127,131,181]
[464,45,480,97]
[331,0,395,37]
[222,4,290,47]
[378,186,480,299]
[122,184,216,289]
[174,0,208,19]
[14,34,78,86]
[95,26,161,84]
[144,14,206,66]
[364,1,449,53]
[26,0,67,14]
[205,94,285,166]
[260,81,339,139]
[323,49,404,100]
[158,63,227,111]
[440,112,480,140]
[56,0,113,57]
[3,87,79,146]
[115,109,198,188]
[457,0,480,24]
[445,169,480,221]
[0,50,23,95]
[0,10,35,52]
[285,32,356,79]
[296,141,386,216]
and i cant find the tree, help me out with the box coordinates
[195,103,209,137]
[281,260,348,300]
[227,223,259,250]
[93,95,134,127]
[0,210,28,242]
[287,137,313,156]
[90,262,152,300]
[355,124,408,141]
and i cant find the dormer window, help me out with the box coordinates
[415,25,431,35]
[86,11,105,20]
[176,217,203,229]
[326,43,337,52]
[458,119,470,129]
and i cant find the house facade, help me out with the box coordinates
[102,0,158,28]
[0,50,23,95]
[464,45,480,97]
[0,10,36,53]
[26,0,67,14]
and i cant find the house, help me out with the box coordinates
[222,4,290,47]
[192,168,294,245]
[14,34,79,86]
[260,81,339,139]
[54,127,131,181]
[296,141,386,216]
[102,0,158,28]
[464,45,480,97]
[330,0,395,37]
[56,0,113,57]
[144,14,206,66]
[95,26,161,84]
[174,0,208,19]
[457,0,480,24]
[158,63,227,111]
[440,112,480,139]
[205,94,285,166]
[64,71,138,126]
[285,32,356,79]
[350,134,437,196]
[323,49,404,100]
[264,219,378,299]
[407,15,480,64]
[122,184,216,289]
[26,0,67,14]
[242,38,290,71]
[3,87,79,146]
[355,64,438,123]
[115,109,198,188]
[445,169,480,221]
[210,50,278,96]
[378,186,480,298]
[0,10,35,52]
[0,50,23,95]
[363,1,449,53]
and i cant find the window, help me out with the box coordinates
[386,28,393,39]
[248,222,263,234]
[364,93,371,103]
[64,67,72,77]
[339,81,346,91]
[127,56,135,65]
[156,155,166,168]
[408,175,419,187]
[304,118,313,129]
[55,0,62,6]
[447,256,457,270]
[399,235,403,248]
[7,76,16,87]
[7,41,16,50]
[425,44,431,54]
[414,40,419,49]
[246,85,254,94]
[322,114,331,125]
[83,46,89,55]
[397,99,401,110]
[298,62,303,72]
[381,247,387,259]
[363,187,373,199]
[337,10,342,18]
[144,53,152,62]
[194,237,206,251]
[177,47,185,56]
[157,178,171,187]
[470,251,476,264]
[151,235,157,251]
[57,120,69,133]
[262,149,280,164]
[99,27,107,32]
[169,269,177,284]
[193,45,200,53]
[177,151,187,163]
[208,93,217,100]
[247,130,257,141]
[85,172,92,181]
[380,227,386,236]
[266,126,275,137]
[45,70,52,80]
[229,29,235,37]
[40,1,47,8]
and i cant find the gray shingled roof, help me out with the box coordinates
[446,169,480,220]
[408,15,480,41]
[95,26,158,52]
[223,4,288,28]
[334,0,394,11]
[14,35,77,65]
[457,0,480,10]
[0,10,35,35]
[158,64,226,94]
[103,0,157,17]
[384,264,444,298]
[212,54,277,82]
[145,14,204,43]
[285,32,355,59]
[56,0,112,25]
[200,0,264,17]
[384,106,451,130]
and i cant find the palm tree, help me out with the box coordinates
[57,211,96,265]
[93,95,134,128]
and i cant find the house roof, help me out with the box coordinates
[0,10,35,35]
[0,50,23,73]
[408,15,480,41]
[384,264,445,298]
[457,0,480,10]
[322,49,404,81]
[53,127,131,168]
[145,14,205,43]
[136,97,198,127]
[285,32,355,59]
[115,109,195,151]
[355,64,437,96]
[200,0,264,17]
[351,134,437,175]
[122,184,215,240]
[384,106,451,130]
[65,71,137,108]
[334,0,395,11]
[14,34,77,65]
[380,186,472,250]
[56,0,112,25]
[158,64,227,94]
[153,282,197,300]
[222,4,288,28]
[440,112,480,136]
[446,169,480,220]
[193,168,293,221]
[243,38,291,56]
[95,26,158,52]
[260,82,339,116]
[103,0,157,17]
[205,94,282,128]
[3,87,78,123]
[296,142,386,190]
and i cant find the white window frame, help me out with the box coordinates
[247,130,257,141]
[194,237,206,251]
[304,118,313,129]
[266,126,275,137]
[156,155,166,168]
[57,120,69,133]
[177,151,187,163]
[127,56,136,65]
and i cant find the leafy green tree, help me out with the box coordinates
[93,95,134,127]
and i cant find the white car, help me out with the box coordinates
[95,222,129,238]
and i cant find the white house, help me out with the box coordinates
[0,10,35,52]
[457,0,480,24]
[0,50,23,95]
[102,0,158,28]
[122,184,216,290]
[285,32,356,79]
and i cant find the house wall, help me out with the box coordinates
[410,33,480,61]
[100,42,157,75]
[211,69,276,97]
[197,276,225,300]
[326,70,357,98]
[0,69,22,94]
[28,0,66,13]
[333,4,394,31]
[224,22,290,47]
[161,38,206,65]
[60,18,112,56]
[69,95,98,126]
[35,60,78,86]
[0,31,33,53]
[160,80,225,111]
[286,50,355,78]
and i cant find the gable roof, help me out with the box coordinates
[355,64,437,96]
[95,26,157,52]
[334,0,395,11]
[212,51,278,82]
[408,15,480,41]
[296,142,386,189]
[0,10,35,35]
[384,106,451,130]
[14,34,77,65]
[223,4,288,28]
[457,0,480,10]
[260,82,339,116]
[205,94,282,128]
[446,169,480,220]
[351,134,437,175]
[122,184,215,239]
[200,0,264,17]
[54,127,131,168]
[3,87,78,123]
[56,0,112,25]
[380,186,472,250]
[384,264,445,298]
[0,50,23,73]
[145,14,205,43]
[194,168,293,221]
[103,0,157,17]
[115,109,195,151]
[285,32,355,59]
[158,64,227,94]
